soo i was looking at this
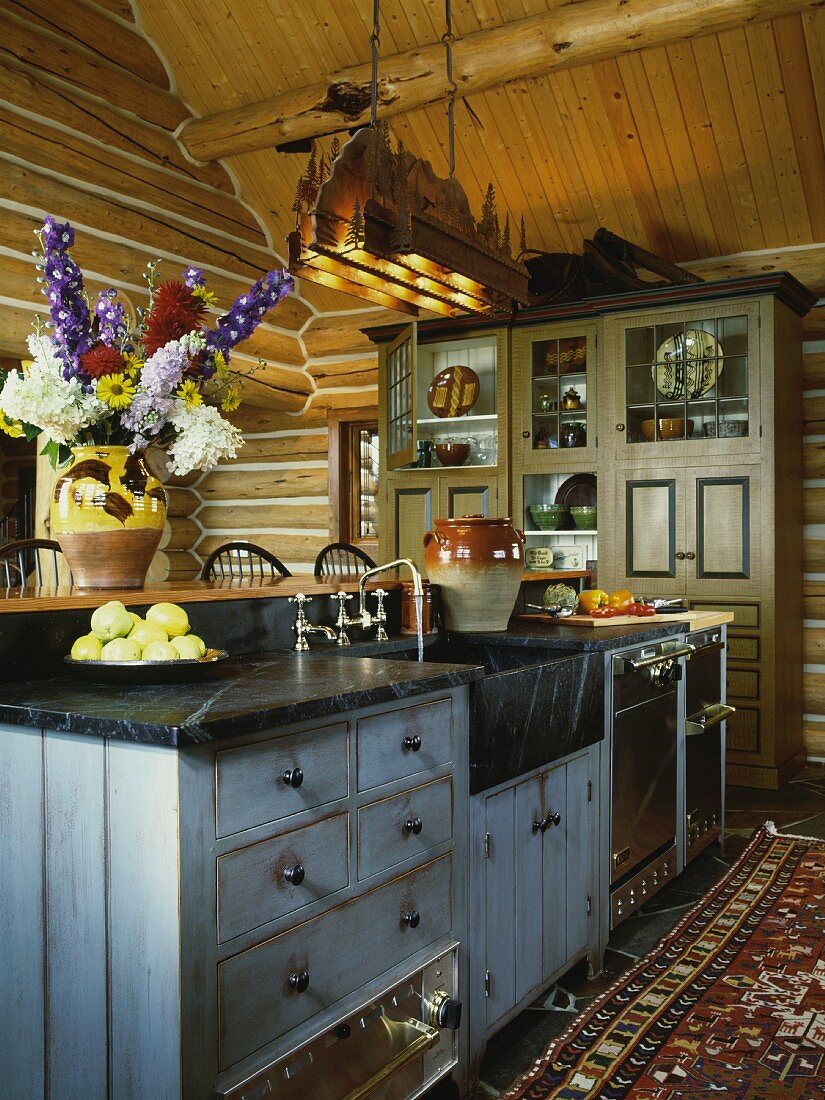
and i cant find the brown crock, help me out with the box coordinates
[423,515,525,632]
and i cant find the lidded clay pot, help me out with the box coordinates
[423,515,525,632]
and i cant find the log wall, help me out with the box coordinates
[0,0,315,579]
[803,339,825,759]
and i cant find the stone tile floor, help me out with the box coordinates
[425,763,825,1100]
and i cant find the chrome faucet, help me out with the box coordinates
[354,559,424,641]
[289,593,337,651]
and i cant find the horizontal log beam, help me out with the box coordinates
[195,532,328,565]
[0,11,186,131]
[198,467,328,501]
[803,721,825,756]
[0,59,234,194]
[197,502,329,530]
[179,0,820,161]
[309,355,379,390]
[804,488,825,524]
[219,435,330,464]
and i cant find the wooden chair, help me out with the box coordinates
[200,541,292,581]
[0,538,69,587]
[314,542,377,577]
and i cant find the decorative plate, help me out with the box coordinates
[554,472,597,510]
[654,329,723,400]
[64,648,229,684]
[426,365,480,418]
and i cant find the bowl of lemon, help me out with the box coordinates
[65,600,228,682]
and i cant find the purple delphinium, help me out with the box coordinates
[203,269,294,363]
[182,266,205,288]
[94,289,128,347]
[39,215,93,379]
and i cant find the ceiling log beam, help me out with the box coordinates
[179,0,821,162]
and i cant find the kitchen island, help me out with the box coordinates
[0,589,732,1099]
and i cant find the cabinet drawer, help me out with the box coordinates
[218,855,452,1069]
[217,813,349,943]
[358,777,453,881]
[357,698,452,791]
[216,723,348,838]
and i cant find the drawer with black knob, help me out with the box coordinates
[218,854,452,1070]
[215,722,348,837]
[357,776,453,881]
[217,812,349,943]
[356,698,452,791]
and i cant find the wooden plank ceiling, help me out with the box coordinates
[135,0,825,306]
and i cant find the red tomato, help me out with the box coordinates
[590,607,616,618]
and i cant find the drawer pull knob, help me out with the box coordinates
[283,767,304,788]
[404,817,423,835]
[533,810,561,833]
[402,910,420,928]
[284,863,305,885]
[289,970,310,993]
[403,735,422,752]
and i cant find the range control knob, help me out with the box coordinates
[427,990,463,1030]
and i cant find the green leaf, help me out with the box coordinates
[23,422,42,442]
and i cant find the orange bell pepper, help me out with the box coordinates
[607,588,634,611]
[578,588,609,613]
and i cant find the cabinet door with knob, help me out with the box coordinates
[612,466,760,597]
[481,748,598,1034]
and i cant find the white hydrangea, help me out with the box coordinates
[0,355,107,445]
[166,400,244,476]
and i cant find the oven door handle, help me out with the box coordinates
[690,640,726,657]
[623,643,695,670]
[685,703,736,736]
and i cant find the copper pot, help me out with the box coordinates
[423,515,525,632]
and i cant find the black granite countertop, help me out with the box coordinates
[0,648,482,746]
[451,618,692,651]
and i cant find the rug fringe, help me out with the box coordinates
[763,818,825,843]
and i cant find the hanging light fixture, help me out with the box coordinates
[287,0,529,317]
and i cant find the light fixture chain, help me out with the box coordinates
[442,0,457,178]
[370,0,381,128]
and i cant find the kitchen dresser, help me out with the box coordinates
[368,273,815,788]
[0,654,475,1100]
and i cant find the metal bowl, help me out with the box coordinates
[64,648,229,684]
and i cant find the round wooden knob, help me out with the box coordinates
[404,817,423,835]
[283,767,304,788]
[284,863,305,885]
[289,970,309,993]
[403,735,422,752]
[403,910,420,928]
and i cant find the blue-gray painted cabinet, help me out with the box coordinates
[468,743,601,1075]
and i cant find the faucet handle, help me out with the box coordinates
[289,592,311,609]
[332,590,353,608]
[373,588,388,642]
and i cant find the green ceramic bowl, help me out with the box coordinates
[529,504,568,531]
[569,505,597,530]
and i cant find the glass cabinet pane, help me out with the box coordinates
[623,314,749,444]
[529,334,588,452]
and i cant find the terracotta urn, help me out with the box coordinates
[51,446,167,589]
[423,515,525,632]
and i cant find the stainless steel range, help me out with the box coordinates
[610,638,695,926]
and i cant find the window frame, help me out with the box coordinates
[327,406,379,554]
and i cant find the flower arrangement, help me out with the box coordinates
[0,216,294,475]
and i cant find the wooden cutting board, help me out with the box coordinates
[516,612,670,628]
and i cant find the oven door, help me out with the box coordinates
[684,637,724,720]
[611,691,678,885]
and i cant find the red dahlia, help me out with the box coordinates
[143,280,206,358]
[80,341,126,379]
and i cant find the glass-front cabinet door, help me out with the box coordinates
[610,301,760,458]
[513,321,598,467]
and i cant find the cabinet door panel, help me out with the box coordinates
[514,776,543,1003]
[383,324,417,470]
[440,476,498,521]
[388,480,434,570]
[485,788,515,1027]
[564,753,595,963]
[541,765,567,982]
[616,472,685,593]
[689,469,760,592]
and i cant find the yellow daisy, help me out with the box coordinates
[220,386,241,412]
[0,410,24,437]
[96,373,136,410]
[177,379,203,407]
[122,352,144,377]
[212,351,229,380]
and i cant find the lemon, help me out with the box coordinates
[71,634,103,661]
[146,602,190,638]
[128,611,142,628]
[90,601,133,642]
[142,640,179,662]
[129,620,169,648]
[100,637,142,662]
[171,635,205,660]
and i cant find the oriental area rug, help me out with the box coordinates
[504,824,825,1100]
